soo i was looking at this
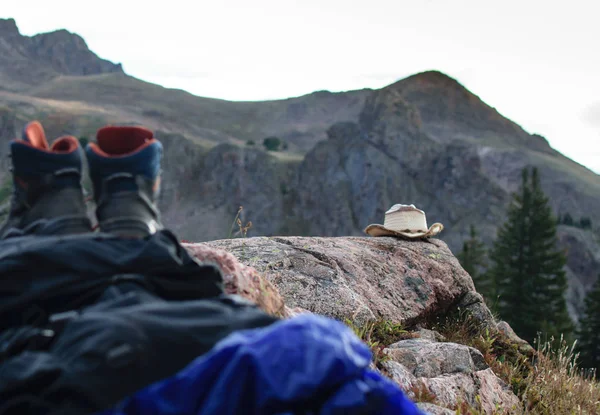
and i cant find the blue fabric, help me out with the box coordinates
[100,314,424,415]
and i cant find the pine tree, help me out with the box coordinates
[489,167,573,344]
[562,212,574,226]
[579,217,592,230]
[577,277,600,371]
[457,225,492,300]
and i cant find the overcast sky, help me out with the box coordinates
[4,0,599,173]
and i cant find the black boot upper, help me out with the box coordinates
[0,122,92,239]
[86,126,163,239]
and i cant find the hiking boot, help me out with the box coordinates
[0,121,92,239]
[86,126,163,238]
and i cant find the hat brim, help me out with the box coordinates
[364,223,444,239]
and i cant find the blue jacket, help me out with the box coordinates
[101,314,424,415]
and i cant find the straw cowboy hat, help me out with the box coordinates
[364,204,444,239]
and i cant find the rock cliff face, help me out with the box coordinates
[384,339,520,413]
[0,18,122,91]
[158,137,297,239]
[184,235,525,412]
[152,79,600,323]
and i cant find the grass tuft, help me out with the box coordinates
[428,311,600,414]
[409,380,437,404]
[430,310,532,397]
[522,337,600,414]
[227,206,253,239]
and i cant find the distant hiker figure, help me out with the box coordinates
[364,204,443,239]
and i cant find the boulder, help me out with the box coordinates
[383,338,520,413]
[417,402,455,415]
[497,320,533,354]
[199,235,494,327]
[382,360,416,391]
[385,338,488,378]
[414,328,446,342]
[183,242,287,317]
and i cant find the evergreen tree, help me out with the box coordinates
[263,136,282,151]
[458,225,492,300]
[577,277,600,371]
[489,167,573,344]
[562,212,574,226]
[579,217,592,230]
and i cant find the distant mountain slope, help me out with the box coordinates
[28,73,370,152]
[0,19,598,324]
[0,18,122,92]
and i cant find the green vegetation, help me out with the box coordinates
[558,213,593,230]
[279,183,289,195]
[263,136,283,152]
[580,217,593,229]
[431,311,599,413]
[522,337,599,414]
[457,225,492,300]
[432,310,532,398]
[345,319,417,368]
[560,213,574,226]
[0,178,12,206]
[457,167,599,387]
[576,277,600,373]
[488,167,573,344]
[227,206,252,239]
[348,313,600,414]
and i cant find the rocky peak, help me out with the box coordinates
[28,28,123,76]
[385,70,535,147]
[0,18,20,37]
[0,18,123,91]
[403,70,464,89]
[31,29,87,48]
[0,19,27,62]
[359,87,423,137]
[357,85,431,165]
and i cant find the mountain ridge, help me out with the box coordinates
[0,18,123,92]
